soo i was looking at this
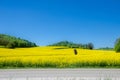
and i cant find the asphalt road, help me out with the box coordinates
[0,69,120,78]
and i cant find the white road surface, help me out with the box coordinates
[0,69,120,80]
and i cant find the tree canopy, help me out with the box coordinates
[48,41,94,49]
[0,34,37,49]
[114,38,120,52]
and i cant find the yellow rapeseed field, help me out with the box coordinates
[0,46,120,68]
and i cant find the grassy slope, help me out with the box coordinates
[0,46,120,68]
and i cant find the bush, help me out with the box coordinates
[114,38,120,52]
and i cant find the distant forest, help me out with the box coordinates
[0,34,120,52]
[97,47,113,51]
[0,34,37,48]
[48,41,94,50]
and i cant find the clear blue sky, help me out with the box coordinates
[0,0,120,48]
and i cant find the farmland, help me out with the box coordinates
[0,46,120,68]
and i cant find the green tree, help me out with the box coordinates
[0,34,37,48]
[114,38,120,52]
[87,43,94,50]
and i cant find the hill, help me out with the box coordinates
[48,41,94,49]
[0,34,37,48]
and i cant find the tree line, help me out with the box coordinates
[48,38,120,52]
[0,34,37,48]
[0,33,120,53]
[48,41,94,50]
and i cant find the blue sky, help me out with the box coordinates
[0,0,120,48]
